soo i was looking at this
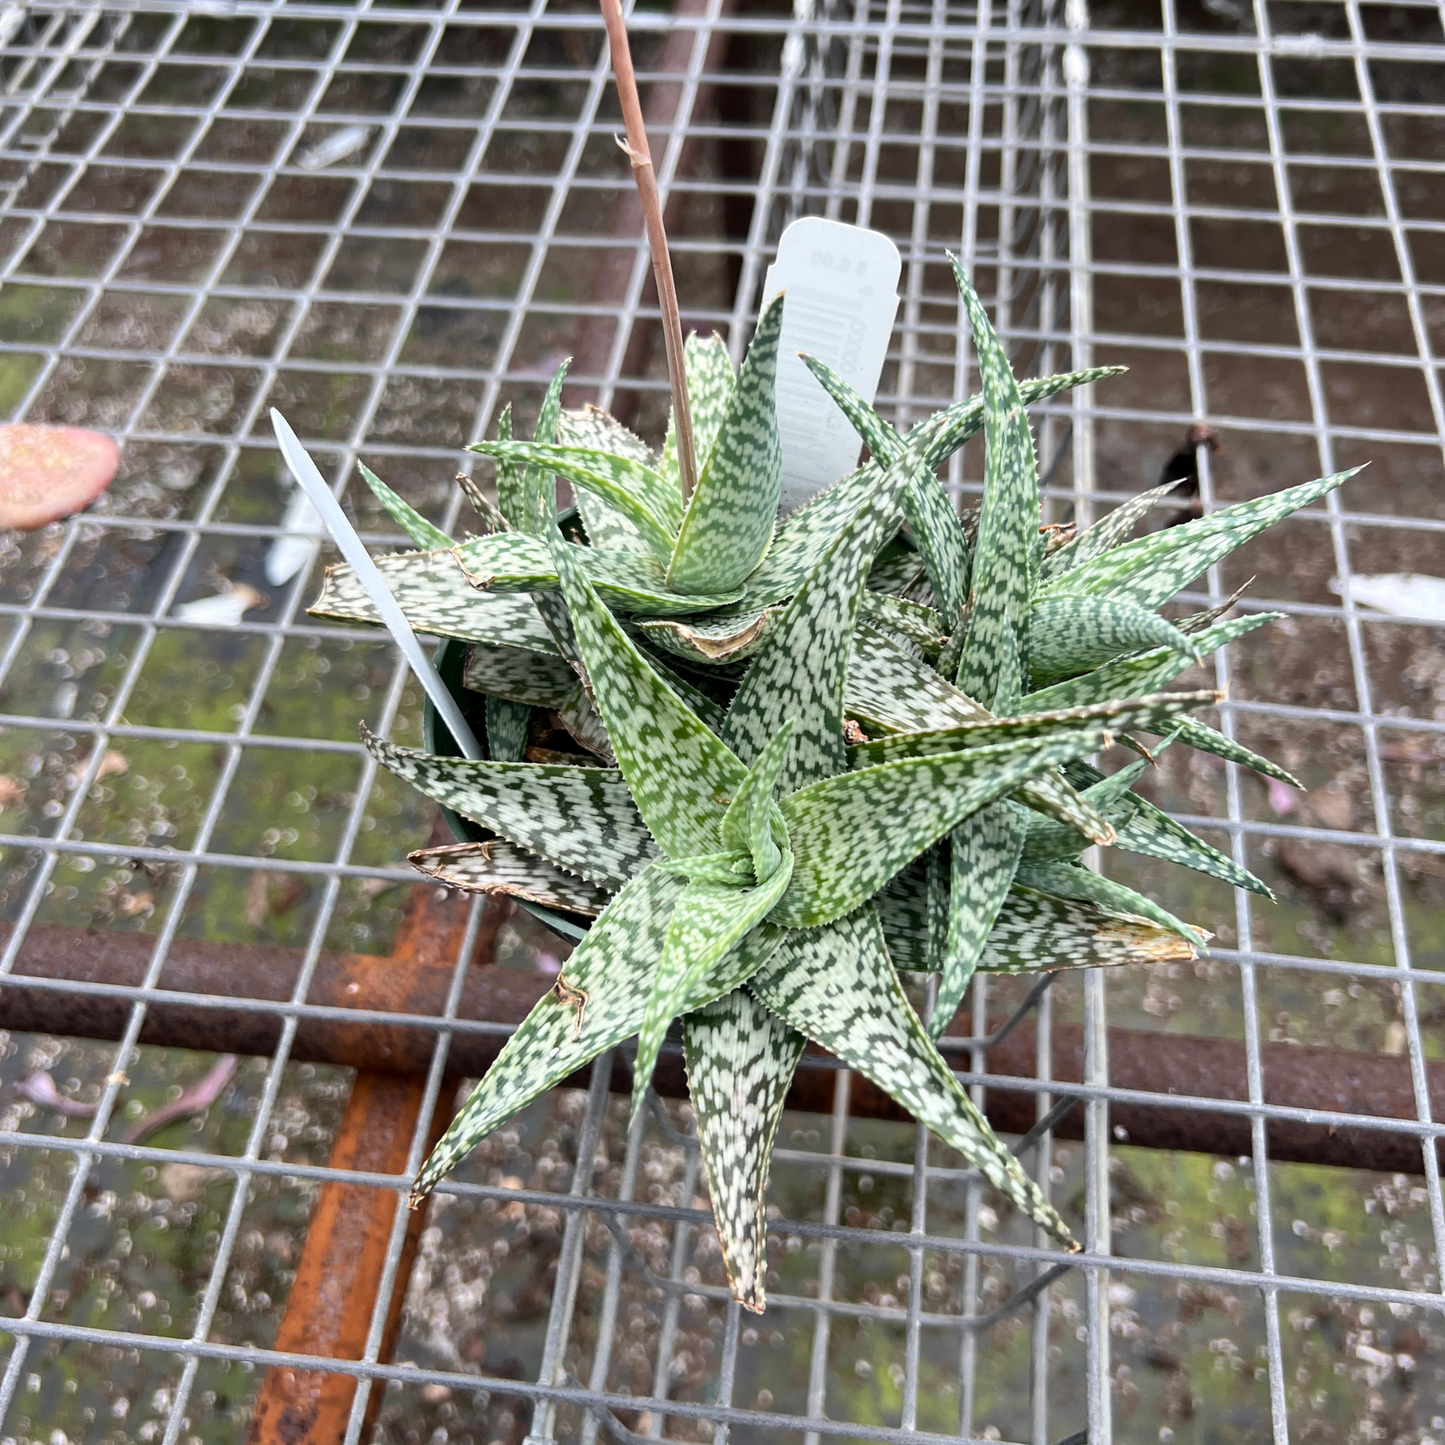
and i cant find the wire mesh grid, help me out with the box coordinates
[1,0,1444,1441]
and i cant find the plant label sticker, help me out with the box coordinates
[761,217,901,513]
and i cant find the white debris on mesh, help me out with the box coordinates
[1331,573,1445,623]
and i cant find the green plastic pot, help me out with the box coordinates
[421,636,589,942]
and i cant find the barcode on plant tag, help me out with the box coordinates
[761,217,901,513]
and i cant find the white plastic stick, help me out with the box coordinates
[270,409,483,761]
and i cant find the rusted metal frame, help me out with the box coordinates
[10,909,1445,1176]
[242,856,487,1445]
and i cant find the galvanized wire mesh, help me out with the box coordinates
[2,0,1444,1442]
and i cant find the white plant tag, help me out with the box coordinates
[761,217,901,513]
[270,409,483,761]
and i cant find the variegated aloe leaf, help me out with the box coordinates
[636,607,783,666]
[409,838,614,915]
[1174,579,1254,635]
[723,449,915,788]
[720,719,794,881]
[952,260,1039,703]
[1018,612,1279,713]
[491,403,526,530]
[630,855,794,1122]
[1160,715,1302,788]
[749,907,1076,1247]
[1114,793,1272,898]
[978,886,1196,973]
[485,696,530,762]
[846,624,1116,845]
[800,354,971,621]
[557,404,657,554]
[465,643,577,708]
[1014,860,1208,949]
[682,988,804,1312]
[929,801,1028,1038]
[1038,468,1361,608]
[522,360,569,536]
[414,863,682,1196]
[466,441,679,558]
[357,462,451,550]
[845,690,1217,768]
[663,332,736,489]
[875,870,1193,973]
[774,730,1110,928]
[454,532,744,616]
[1039,478,1184,581]
[857,592,947,655]
[551,535,747,858]
[311,551,560,653]
[1029,594,1202,685]
[741,369,1122,614]
[913,365,1127,473]
[1021,760,1270,897]
[667,296,785,595]
[363,728,657,889]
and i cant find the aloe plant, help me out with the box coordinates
[305,259,1356,1311]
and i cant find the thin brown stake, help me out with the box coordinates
[599,0,699,502]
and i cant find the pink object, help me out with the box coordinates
[124,1055,238,1145]
[1267,777,1299,816]
[0,424,120,530]
[17,1071,101,1117]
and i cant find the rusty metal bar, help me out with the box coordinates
[6,916,1444,1176]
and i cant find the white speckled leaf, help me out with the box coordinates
[846,691,1217,769]
[551,536,747,859]
[454,533,744,616]
[1113,792,1273,898]
[1029,594,1201,686]
[636,608,783,666]
[775,730,1110,928]
[928,802,1028,1038]
[915,365,1127,472]
[979,887,1196,972]
[952,260,1039,703]
[465,643,577,708]
[749,907,1076,1247]
[1039,469,1360,607]
[467,441,678,557]
[1014,860,1208,948]
[664,332,737,489]
[558,405,658,554]
[409,838,614,915]
[631,855,793,1120]
[742,463,881,607]
[1018,613,1278,712]
[846,624,1115,844]
[311,551,560,653]
[491,404,526,529]
[857,592,946,655]
[668,296,785,595]
[846,623,992,734]
[723,451,915,790]
[485,696,530,762]
[800,354,971,621]
[356,462,451,550]
[682,987,803,1313]
[720,719,793,881]
[363,727,657,889]
[1160,715,1301,789]
[876,874,1193,974]
[1040,478,1184,581]
[414,863,683,1197]
[521,360,569,535]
